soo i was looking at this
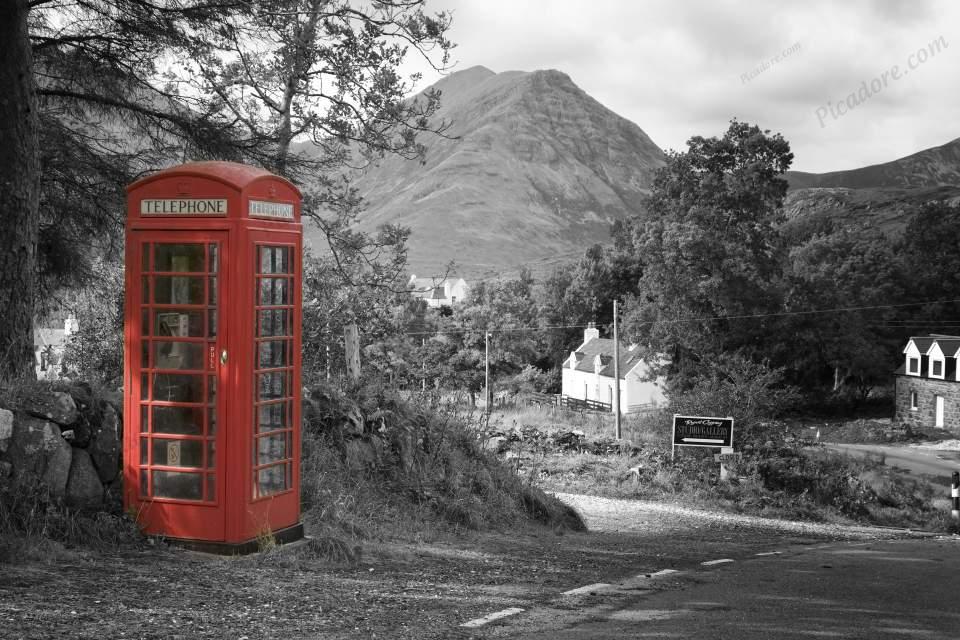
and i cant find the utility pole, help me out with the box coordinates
[613,299,622,439]
[484,331,491,414]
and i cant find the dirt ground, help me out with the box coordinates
[0,496,914,640]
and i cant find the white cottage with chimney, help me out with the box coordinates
[561,323,667,413]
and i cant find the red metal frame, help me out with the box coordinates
[124,162,302,547]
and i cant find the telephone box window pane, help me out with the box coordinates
[257,371,288,401]
[259,247,290,274]
[258,309,291,337]
[141,310,149,336]
[207,376,217,404]
[154,310,204,337]
[140,437,149,465]
[258,340,289,369]
[152,438,202,468]
[154,277,204,305]
[256,434,286,465]
[153,341,204,370]
[207,310,218,337]
[154,244,205,273]
[140,470,149,497]
[141,245,150,272]
[153,471,202,500]
[141,277,149,303]
[206,439,215,469]
[206,474,216,501]
[258,402,287,432]
[208,244,218,273]
[152,405,204,435]
[208,277,217,305]
[140,374,149,400]
[140,406,148,433]
[258,278,289,305]
[152,373,204,403]
[257,466,287,496]
[141,341,150,368]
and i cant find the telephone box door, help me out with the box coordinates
[130,233,228,540]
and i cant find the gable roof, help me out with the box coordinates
[934,338,960,357]
[906,337,935,354]
[568,338,646,379]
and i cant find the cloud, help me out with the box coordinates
[408,0,960,172]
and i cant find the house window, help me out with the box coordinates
[908,357,919,374]
[910,391,918,410]
[932,359,943,377]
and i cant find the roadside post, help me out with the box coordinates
[952,471,959,528]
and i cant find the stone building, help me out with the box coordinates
[894,334,960,433]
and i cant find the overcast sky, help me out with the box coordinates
[404,0,960,173]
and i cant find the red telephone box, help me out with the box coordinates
[123,161,303,552]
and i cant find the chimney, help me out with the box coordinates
[583,321,600,343]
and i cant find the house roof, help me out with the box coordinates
[34,328,66,349]
[907,337,935,354]
[934,339,960,357]
[905,335,960,357]
[569,338,646,379]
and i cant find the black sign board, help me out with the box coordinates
[672,415,734,448]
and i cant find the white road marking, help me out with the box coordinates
[460,607,525,628]
[701,558,735,566]
[563,582,612,596]
[755,551,783,556]
[645,569,679,578]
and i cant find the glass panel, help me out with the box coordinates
[258,309,290,337]
[206,439,215,469]
[154,243,205,272]
[258,278,289,305]
[151,373,204,403]
[140,374,149,400]
[141,340,149,368]
[208,277,217,305]
[257,465,287,497]
[207,309,217,337]
[140,437,148,465]
[206,474,216,501]
[257,371,288,401]
[154,310,204,337]
[141,310,149,336]
[140,470,149,497]
[208,244,218,273]
[153,471,202,500]
[256,434,286,465]
[141,277,149,303]
[152,405,204,435]
[208,406,217,435]
[140,406,148,433]
[154,276,204,305]
[141,244,150,272]
[257,402,288,433]
[258,340,290,369]
[259,246,291,274]
[153,341,204,371]
[207,376,217,404]
[152,438,202,468]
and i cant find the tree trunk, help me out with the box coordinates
[0,0,40,380]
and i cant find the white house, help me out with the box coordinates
[560,323,667,413]
[408,275,470,308]
[34,314,78,380]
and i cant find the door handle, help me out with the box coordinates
[220,349,228,365]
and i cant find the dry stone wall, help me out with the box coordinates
[894,374,960,434]
[0,383,122,511]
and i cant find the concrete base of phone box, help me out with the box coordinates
[156,522,305,555]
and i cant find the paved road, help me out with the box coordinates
[483,537,960,639]
[824,442,960,483]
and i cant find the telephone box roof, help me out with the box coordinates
[126,161,301,196]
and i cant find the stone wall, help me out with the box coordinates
[894,374,960,434]
[0,383,122,510]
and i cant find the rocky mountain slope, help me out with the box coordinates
[304,66,666,277]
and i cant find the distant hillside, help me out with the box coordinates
[303,66,666,277]
[786,138,960,190]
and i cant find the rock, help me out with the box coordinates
[101,388,124,416]
[88,403,120,483]
[0,408,12,452]
[41,429,73,497]
[21,390,78,427]
[65,448,104,510]
[5,415,67,477]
